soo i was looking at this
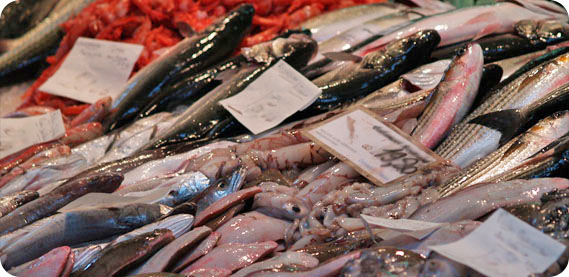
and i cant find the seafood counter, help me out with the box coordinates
[0,0,569,276]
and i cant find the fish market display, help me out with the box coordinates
[2,0,569,276]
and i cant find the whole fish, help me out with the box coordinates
[0,190,38,218]
[355,2,561,56]
[76,229,175,277]
[439,111,569,197]
[410,178,569,223]
[0,173,123,235]
[313,10,431,62]
[300,3,407,42]
[145,34,318,149]
[412,43,484,149]
[432,19,569,63]
[137,31,311,120]
[435,50,569,168]
[486,134,569,182]
[133,226,212,274]
[0,0,96,85]
[299,30,440,117]
[137,56,246,119]
[0,203,165,269]
[104,4,255,132]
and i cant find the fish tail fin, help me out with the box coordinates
[469,109,525,145]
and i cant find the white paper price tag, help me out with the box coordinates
[220,60,322,135]
[361,214,444,240]
[40,37,144,104]
[305,107,442,186]
[429,209,567,277]
[0,110,65,158]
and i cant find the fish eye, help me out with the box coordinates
[292,206,301,213]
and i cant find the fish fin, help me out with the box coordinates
[469,109,525,145]
[322,52,363,63]
[176,22,196,38]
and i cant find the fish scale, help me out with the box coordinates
[435,52,569,168]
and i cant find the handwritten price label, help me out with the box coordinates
[305,107,443,186]
[40,37,143,104]
[0,110,65,159]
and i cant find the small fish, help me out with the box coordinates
[0,173,123,235]
[412,43,484,149]
[233,251,320,277]
[300,3,408,42]
[435,49,569,168]
[439,111,569,196]
[356,3,562,56]
[104,4,255,132]
[0,190,38,218]
[75,229,175,277]
[133,226,212,274]
[146,34,317,149]
[0,203,165,269]
[300,30,440,116]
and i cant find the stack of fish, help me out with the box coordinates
[1,0,569,276]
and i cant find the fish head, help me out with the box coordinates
[274,34,319,70]
[206,4,255,42]
[253,192,310,220]
[115,203,165,227]
[382,30,441,68]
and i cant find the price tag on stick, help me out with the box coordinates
[40,37,144,104]
[304,107,444,186]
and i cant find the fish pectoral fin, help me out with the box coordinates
[322,52,363,63]
[468,109,525,145]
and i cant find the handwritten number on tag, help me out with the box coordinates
[374,148,419,174]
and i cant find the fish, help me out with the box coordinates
[412,43,484,149]
[75,229,175,277]
[432,34,555,64]
[355,2,563,56]
[7,246,73,277]
[299,30,440,117]
[340,247,425,276]
[257,252,362,277]
[196,167,248,215]
[170,232,220,273]
[182,241,278,273]
[515,19,569,45]
[104,4,255,132]
[438,110,569,197]
[137,55,246,120]
[469,81,569,145]
[0,173,123,235]
[0,0,96,86]
[300,3,408,42]
[410,178,569,223]
[195,185,260,226]
[0,0,60,39]
[492,50,548,81]
[233,251,320,277]
[485,133,569,182]
[145,34,318,149]
[435,49,569,168]
[0,203,166,269]
[109,214,195,247]
[133,226,212,274]
[0,190,38,218]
